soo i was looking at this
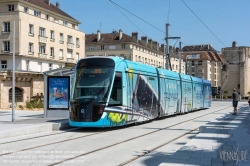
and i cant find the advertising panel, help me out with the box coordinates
[187,54,201,59]
[47,76,70,110]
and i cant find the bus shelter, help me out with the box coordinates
[43,68,74,118]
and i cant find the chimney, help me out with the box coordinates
[141,36,147,46]
[56,1,60,8]
[44,0,50,5]
[232,41,237,47]
[132,32,138,43]
[148,38,152,48]
[161,44,165,53]
[97,30,101,42]
[169,46,172,52]
[153,41,159,51]
[119,29,123,40]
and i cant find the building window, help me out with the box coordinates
[8,4,14,11]
[63,21,68,26]
[24,7,28,13]
[26,60,29,71]
[39,27,46,37]
[38,62,42,72]
[198,60,202,65]
[50,30,54,40]
[34,10,40,17]
[3,22,10,32]
[100,45,104,50]
[109,45,116,50]
[72,24,75,29]
[60,33,64,43]
[46,14,49,20]
[192,61,195,66]
[121,44,125,49]
[9,87,23,102]
[28,43,33,54]
[76,38,80,47]
[191,67,195,72]
[76,52,79,62]
[67,50,72,58]
[54,18,59,23]
[1,60,7,69]
[59,49,63,59]
[39,45,45,54]
[89,46,94,50]
[67,35,73,43]
[50,47,54,57]
[49,63,52,70]
[3,41,10,52]
[29,24,34,35]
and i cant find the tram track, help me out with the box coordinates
[0,104,232,165]
[47,105,232,166]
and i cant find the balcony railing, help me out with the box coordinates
[67,58,74,63]
[67,42,74,49]
[38,36,48,43]
[38,53,47,59]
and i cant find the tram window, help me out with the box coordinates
[109,72,122,106]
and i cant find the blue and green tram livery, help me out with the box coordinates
[69,57,212,127]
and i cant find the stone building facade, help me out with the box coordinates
[182,44,223,87]
[221,41,250,98]
[0,0,85,108]
[85,29,186,74]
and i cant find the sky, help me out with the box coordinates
[50,0,250,52]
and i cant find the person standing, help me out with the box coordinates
[232,88,238,115]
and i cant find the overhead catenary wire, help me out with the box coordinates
[109,0,166,34]
[110,1,146,36]
[181,0,226,47]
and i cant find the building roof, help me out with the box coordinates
[23,0,78,22]
[182,51,223,62]
[85,31,165,54]
[182,44,216,52]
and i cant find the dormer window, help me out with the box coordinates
[8,4,14,11]
[63,21,68,26]
[34,10,40,17]
[24,7,28,13]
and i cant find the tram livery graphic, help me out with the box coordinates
[69,57,212,127]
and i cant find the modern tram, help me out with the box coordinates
[69,56,212,127]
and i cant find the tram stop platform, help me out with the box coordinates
[157,104,250,166]
[0,110,70,139]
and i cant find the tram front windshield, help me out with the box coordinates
[72,67,114,104]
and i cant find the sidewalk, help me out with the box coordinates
[0,110,70,139]
[160,104,250,166]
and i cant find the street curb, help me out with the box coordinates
[0,122,71,139]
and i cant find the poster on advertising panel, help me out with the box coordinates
[47,76,70,110]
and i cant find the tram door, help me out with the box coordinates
[126,71,133,121]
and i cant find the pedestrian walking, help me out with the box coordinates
[248,99,250,106]
[232,88,238,115]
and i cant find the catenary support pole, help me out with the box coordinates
[179,41,182,73]
[165,23,169,70]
